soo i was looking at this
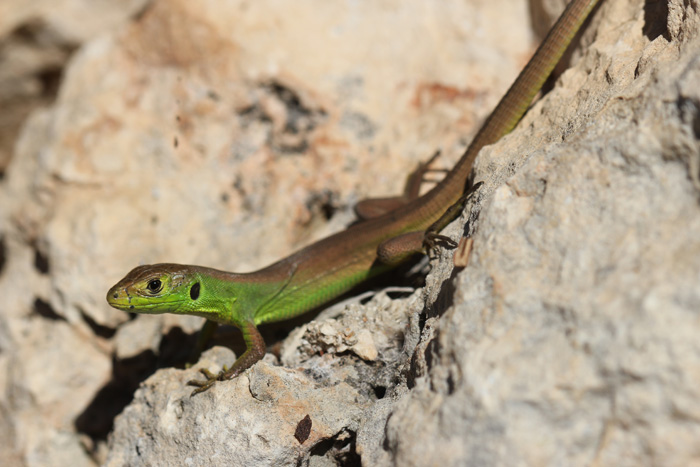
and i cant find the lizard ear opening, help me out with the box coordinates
[190,282,200,300]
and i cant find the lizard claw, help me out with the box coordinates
[187,366,226,396]
[187,364,244,396]
[424,232,459,257]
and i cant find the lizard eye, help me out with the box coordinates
[146,279,163,294]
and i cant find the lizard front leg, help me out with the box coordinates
[187,320,266,396]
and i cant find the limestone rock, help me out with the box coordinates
[106,352,369,466]
[382,1,700,465]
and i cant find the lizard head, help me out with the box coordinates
[106,263,204,314]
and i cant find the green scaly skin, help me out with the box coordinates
[107,0,601,396]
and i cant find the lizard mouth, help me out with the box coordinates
[106,288,190,313]
[106,288,128,308]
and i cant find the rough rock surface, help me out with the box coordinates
[0,0,698,466]
[385,1,700,463]
[0,0,149,172]
[107,350,370,466]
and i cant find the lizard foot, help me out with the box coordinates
[187,366,230,397]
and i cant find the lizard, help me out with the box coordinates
[107,0,601,396]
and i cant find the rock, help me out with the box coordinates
[0,0,149,172]
[379,1,700,465]
[105,356,369,466]
[281,292,414,367]
[114,315,163,360]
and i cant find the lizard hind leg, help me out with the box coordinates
[375,229,460,265]
[375,181,483,264]
[354,150,447,220]
[376,231,426,265]
[422,181,483,256]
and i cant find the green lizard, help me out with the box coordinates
[107,0,601,395]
